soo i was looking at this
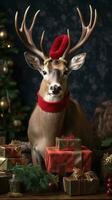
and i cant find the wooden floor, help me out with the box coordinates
[0,193,112,200]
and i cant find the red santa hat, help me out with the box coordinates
[49,34,69,59]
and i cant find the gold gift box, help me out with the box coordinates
[0,157,7,171]
[63,170,99,196]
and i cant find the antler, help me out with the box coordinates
[15,6,46,60]
[69,5,97,55]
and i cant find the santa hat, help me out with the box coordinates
[49,34,69,59]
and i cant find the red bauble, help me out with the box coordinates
[48,182,52,187]
[107,183,112,189]
[105,176,112,196]
[106,189,112,196]
[107,178,112,183]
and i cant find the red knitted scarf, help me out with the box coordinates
[37,94,69,113]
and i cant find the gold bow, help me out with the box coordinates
[71,167,96,182]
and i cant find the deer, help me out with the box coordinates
[15,5,97,167]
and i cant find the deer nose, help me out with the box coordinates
[50,84,62,95]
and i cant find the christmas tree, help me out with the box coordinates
[0,10,30,143]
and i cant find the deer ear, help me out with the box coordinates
[24,52,42,71]
[69,53,86,70]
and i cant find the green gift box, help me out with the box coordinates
[63,170,99,196]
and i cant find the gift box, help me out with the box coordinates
[0,157,7,171]
[45,146,92,174]
[56,137,81,150]
[0,172,11,194]
[10,140,31,151]
[0,144,21,158]
[63,169,99,196]
[0,136,5,145]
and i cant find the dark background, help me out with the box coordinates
[1,0,112,118]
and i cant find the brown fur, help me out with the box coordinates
[28,95,92,164]
[27,57,93,165]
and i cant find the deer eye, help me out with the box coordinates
[43,70,47,75]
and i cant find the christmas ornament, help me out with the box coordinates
[7,59,14,67]
[13,119,22,128]
[0,63,8,74]
[106,177,112,196]
[6,41,12,48]
[0,26,7,40]
[3,40,13,49]
[102,154,112,195]
[0,97,9,110]
[0,113,4,118]
[3,65,8,74]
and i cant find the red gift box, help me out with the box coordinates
[45,146,92,175]
[0,145,21,158]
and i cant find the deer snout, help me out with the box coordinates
[49,83,62,95]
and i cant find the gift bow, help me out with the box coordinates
[71,168,96,182]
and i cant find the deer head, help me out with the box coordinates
[15,5,97,102]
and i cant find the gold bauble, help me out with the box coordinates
[2,65,8,74]
[0,97,9,110]
[0,64,8,75]
[0,29,7,40]
[7,59,14,67]
[13,119,22,128]
[3,40,13,49]
[6,42,12,48]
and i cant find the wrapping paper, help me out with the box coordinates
[0,157,7,171]
[45,146,92,174]
[0,145,21,158]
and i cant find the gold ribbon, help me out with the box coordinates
[71,168,96,182]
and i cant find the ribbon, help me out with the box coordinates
[71,168,96,182]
